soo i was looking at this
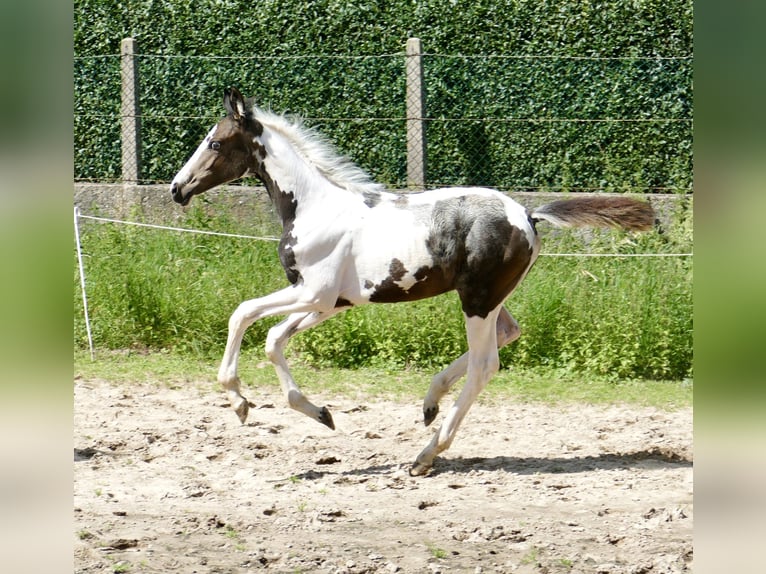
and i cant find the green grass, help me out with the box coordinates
[426,543,448,560]
[74,202,692,381]
[74,349,692,409]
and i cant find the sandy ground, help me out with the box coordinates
[73,378,692,573]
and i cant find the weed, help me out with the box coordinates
[224,525,239,539]
[521,547,539,565]
[427,543,448,559]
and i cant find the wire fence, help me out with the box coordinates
[74,38,692,194]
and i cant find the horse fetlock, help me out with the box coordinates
[218,370,242,391]
[286,388,307,410]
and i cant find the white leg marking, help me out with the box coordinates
[265,309,345,427]
[412,307,504,475]
[422,307,520,426]
[216,285,326,423]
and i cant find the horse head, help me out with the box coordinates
[170,87,263,205]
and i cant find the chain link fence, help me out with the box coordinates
[74,38,692,193]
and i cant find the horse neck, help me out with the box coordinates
[255,129,355,222]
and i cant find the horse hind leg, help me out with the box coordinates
[422,307,520,426]
[265,309,345,429]
[412,307,504,476]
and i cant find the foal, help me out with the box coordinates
[170,87,654,475]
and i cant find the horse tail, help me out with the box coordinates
[530,196,655,232]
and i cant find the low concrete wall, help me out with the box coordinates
[74,183,271,223]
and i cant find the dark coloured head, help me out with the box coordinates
[170,87,263,206]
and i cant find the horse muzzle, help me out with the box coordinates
[170,182,192,206]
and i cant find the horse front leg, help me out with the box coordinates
[411,309,503,476]
[422,307,520,427]
[217,286,323,424]
[265,308,346,429]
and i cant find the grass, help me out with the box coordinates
[74,201,692,382]
[74,348,692,410]
[426,543,448,560]
[77,529,94,540]
[521,547,540,565]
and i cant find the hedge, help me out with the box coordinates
[74,0,692,191]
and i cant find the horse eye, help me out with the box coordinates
[209,141,221,151]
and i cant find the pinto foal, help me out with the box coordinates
[170,88,654,475]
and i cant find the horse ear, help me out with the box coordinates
[223,87,247,122]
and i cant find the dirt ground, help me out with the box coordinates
[73,377,693,574]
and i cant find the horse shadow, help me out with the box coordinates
[291,447,692,481]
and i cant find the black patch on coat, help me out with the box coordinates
[279,232,300,284]
[369,259,408,302]
[368,261,453,304]
[255,152,301,284]
[248,138,303,284]
[276,190,300,284]
[368,195,534,317]
[457,223,533,318]
[431,196,533,318]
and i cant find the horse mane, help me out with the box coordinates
[250,105,385,195]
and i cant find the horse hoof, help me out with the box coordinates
[234,399,250,424]
[423,405,439,427]
[318,406,335,430]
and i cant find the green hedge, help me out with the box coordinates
[74,0,692,190]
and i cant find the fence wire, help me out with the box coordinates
[75,211,693,258]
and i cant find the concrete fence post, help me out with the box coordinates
[121,37,142,186]
[405,37,427,190]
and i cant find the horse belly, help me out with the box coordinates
[348,212,451,304]
[364,254,455,304]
